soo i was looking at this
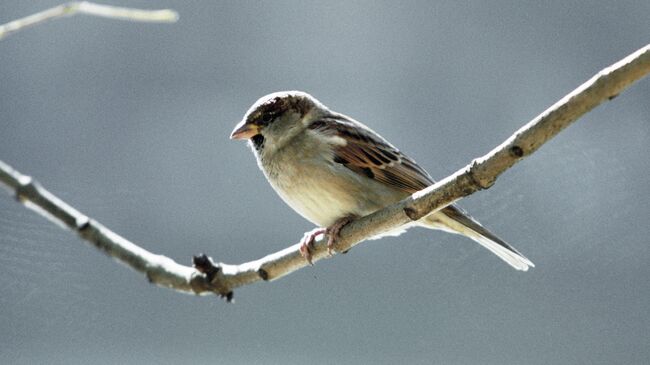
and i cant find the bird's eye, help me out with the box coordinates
[261,113,273,123]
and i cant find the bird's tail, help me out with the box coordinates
[421,205,534,271]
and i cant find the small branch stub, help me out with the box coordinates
[193,254,220,283]
[192,254,236,301]
[403,207,420,221]
[258,268,270,281]
[510,145,524,158]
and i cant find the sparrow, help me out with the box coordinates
[230,91,534,271]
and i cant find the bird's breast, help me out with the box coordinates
[258,138,403,227]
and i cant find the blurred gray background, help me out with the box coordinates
[1,1,649,364]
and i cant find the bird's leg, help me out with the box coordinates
[325,215,357,256]
[299,215,357,264]
[299,227,326,265]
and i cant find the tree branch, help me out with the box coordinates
[0,1,178,40]
[1,44,648,300]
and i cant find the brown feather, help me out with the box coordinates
[310,116,434,194]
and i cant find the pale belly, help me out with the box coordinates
[266,158,406,227]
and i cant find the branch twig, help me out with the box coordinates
[1,44,648,300]
[0,1,178,40]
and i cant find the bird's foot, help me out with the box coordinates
[326,215,356,256]
[300,227,326,265]
[299,216,357,264]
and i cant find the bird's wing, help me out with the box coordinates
[308,115,434,194]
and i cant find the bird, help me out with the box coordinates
[230,91,534,271]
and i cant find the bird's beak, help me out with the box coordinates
[230,120,260,140]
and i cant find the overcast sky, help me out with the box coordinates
[1,1,649,364]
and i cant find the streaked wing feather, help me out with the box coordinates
[310,116,434,194]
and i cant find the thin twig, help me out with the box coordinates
[0,1,178,40]
[1,44,648,300]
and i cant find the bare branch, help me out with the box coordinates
[0,1,178,40]
[1,44,648,299]
[0,161,217,295]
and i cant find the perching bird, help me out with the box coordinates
[230,91,534,271]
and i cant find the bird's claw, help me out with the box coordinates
[300,228,326,265]
[300,216,356,264]
[325,215,356,256]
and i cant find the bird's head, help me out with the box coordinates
[230,91,324,152]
